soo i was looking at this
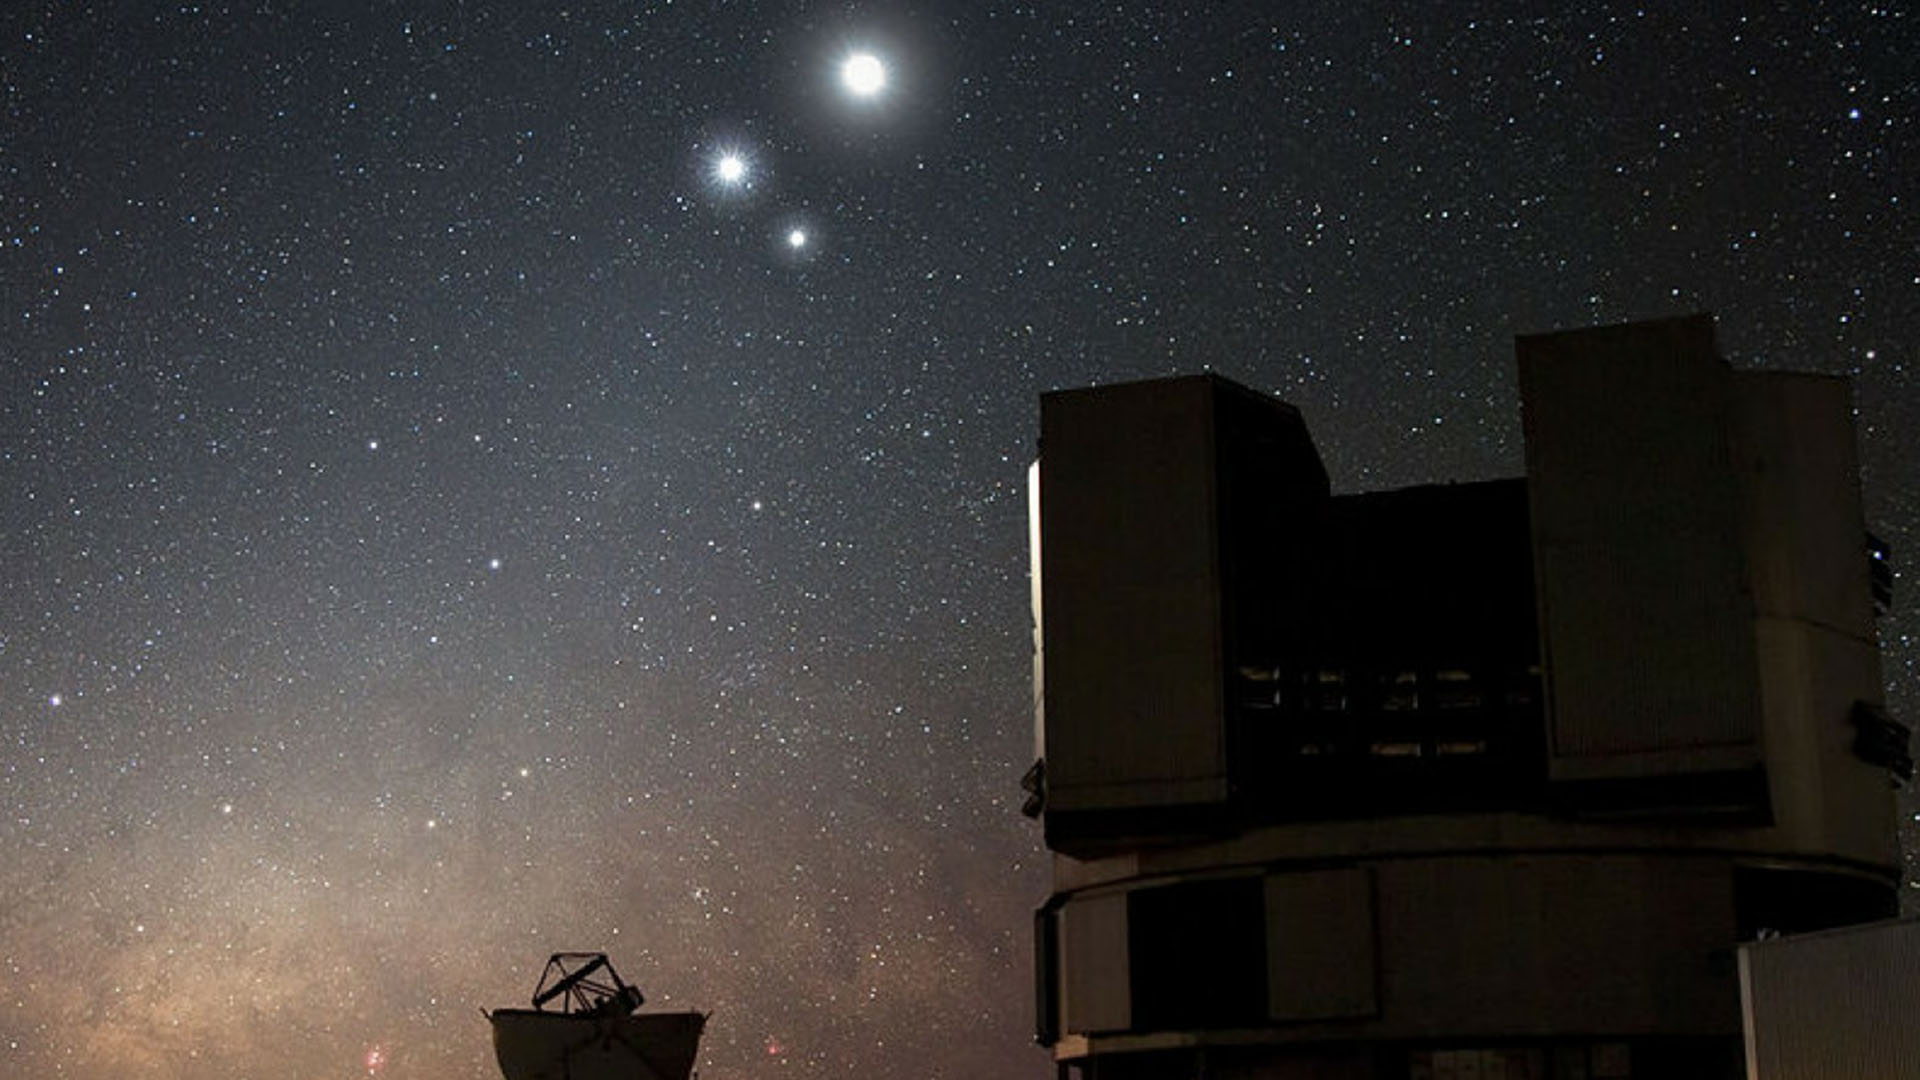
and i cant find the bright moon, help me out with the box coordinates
[841,52,886,97]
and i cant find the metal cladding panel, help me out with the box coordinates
[1749,616,1900,867]
[1733,373,1897,864]
[1037,375,1327,824]
[1740,919,1920,1080]
[1265,868,1376,1022]
[1038,377,1230,812]
[1730,372,1875,636]
[1060,892,1131,1035]
[1518,315,1765,781]
[1378,854,1741,1038]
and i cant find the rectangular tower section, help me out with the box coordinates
[1519,315,1768,810]
[1037,375,1327,850]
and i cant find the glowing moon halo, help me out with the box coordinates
[841,52,887,97]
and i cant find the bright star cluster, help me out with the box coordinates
[2,4,1916,1080]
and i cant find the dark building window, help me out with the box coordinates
[1225,479,1548,822]
[1734,865,1898,940]
[1235,661,1546,819]
[1033,900,1062,1045]
[1127,878,1267,1031]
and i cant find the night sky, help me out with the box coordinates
[3,4,1916,1079]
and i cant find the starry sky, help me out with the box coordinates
[2,3,1916,1079]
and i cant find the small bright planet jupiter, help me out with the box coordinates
[841,52,887,97]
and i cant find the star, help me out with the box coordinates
[714,152,748,186]
[786,228,808,250]
[841,52,887,98]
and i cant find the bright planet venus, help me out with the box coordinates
[841,52,888,97]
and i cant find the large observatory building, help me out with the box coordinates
[1023,314,1907,1079]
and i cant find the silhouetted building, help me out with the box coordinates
[1024,314,1908,1080]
